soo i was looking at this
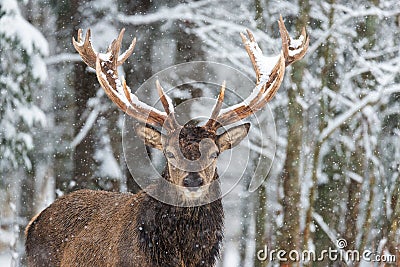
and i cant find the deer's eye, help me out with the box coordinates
[165,151,175,159]
[210,152,219,159]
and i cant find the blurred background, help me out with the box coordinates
[1,0,400,266]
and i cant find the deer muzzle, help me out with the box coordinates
[183,172,204,190]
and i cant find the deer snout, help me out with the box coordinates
[183,173,204,190]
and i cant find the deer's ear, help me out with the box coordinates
[135,124,163,150]
[217,123,250,152]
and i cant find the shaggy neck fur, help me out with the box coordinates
[134,179,224,267]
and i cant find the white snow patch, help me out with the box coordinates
[0,0,49,56]
[289,35,304,49]
[288,35,305,57]
[245,37,281,83]
[31,54,48,82]
[17,105,46,128]
[18,132,33,149]
[95,146,122,179]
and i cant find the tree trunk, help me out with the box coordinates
[52,0,83,193]
[343,151,363,251]
[72,61,98,191]
[387,170,400,258]
[118,0,156,193]
[252,3,269,266]
[254,184,267,267]
[239,193,251,266]
[279,2,310,262]
[305,0,338,257]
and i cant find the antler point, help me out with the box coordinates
[84,29,92,46]
[240,33,248,44]
[246,29,255,42]
[155,79,162,91]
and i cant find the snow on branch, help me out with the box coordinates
[117,1,209,25]
[117,0,206,24]
[319,87,400,142]
[0,0,49,56]
[312,212,338,245]
[70,107,101,149]
[119,12,247,35]
[45,53,83,65]
[319,92,380,142]
[333,4,400,18]
[346,171,364,183]
[117,1,273,42]
[307,5,400,56]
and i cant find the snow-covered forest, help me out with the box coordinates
[1,0,400,266]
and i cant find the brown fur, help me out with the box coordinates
[25,185,223,267]
[25,124,249,267]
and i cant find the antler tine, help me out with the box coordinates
[74,29,168,129]
[215,56,285,126]
[72,28,97,69]
[118,36,136,66]
[156,80,180,131]
[107,28,136,67]
[95,55,167,128]
[205,81,226,130]
[156,80,174,115]
[278,15,309,66]
[240,32,261,84]
[108,28,125,67]
[210,17,308,128]
[73,28,137,70]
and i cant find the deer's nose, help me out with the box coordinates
[183,173,204,190]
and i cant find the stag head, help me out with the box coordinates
[135,117,250,199]
[72,16,309,200]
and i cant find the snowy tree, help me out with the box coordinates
[0,0,47,172]
[0,0,48,265]
[1,0,400,266]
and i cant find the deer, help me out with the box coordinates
[25,16,308,267]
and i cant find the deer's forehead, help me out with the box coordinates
[164,126,217,151]
[180,126,216,143]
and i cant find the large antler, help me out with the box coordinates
[206,16,309,129]
[72,28,177,130]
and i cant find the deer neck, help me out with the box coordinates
[135,183,224,266]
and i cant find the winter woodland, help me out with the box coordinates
[1,0,400,266]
